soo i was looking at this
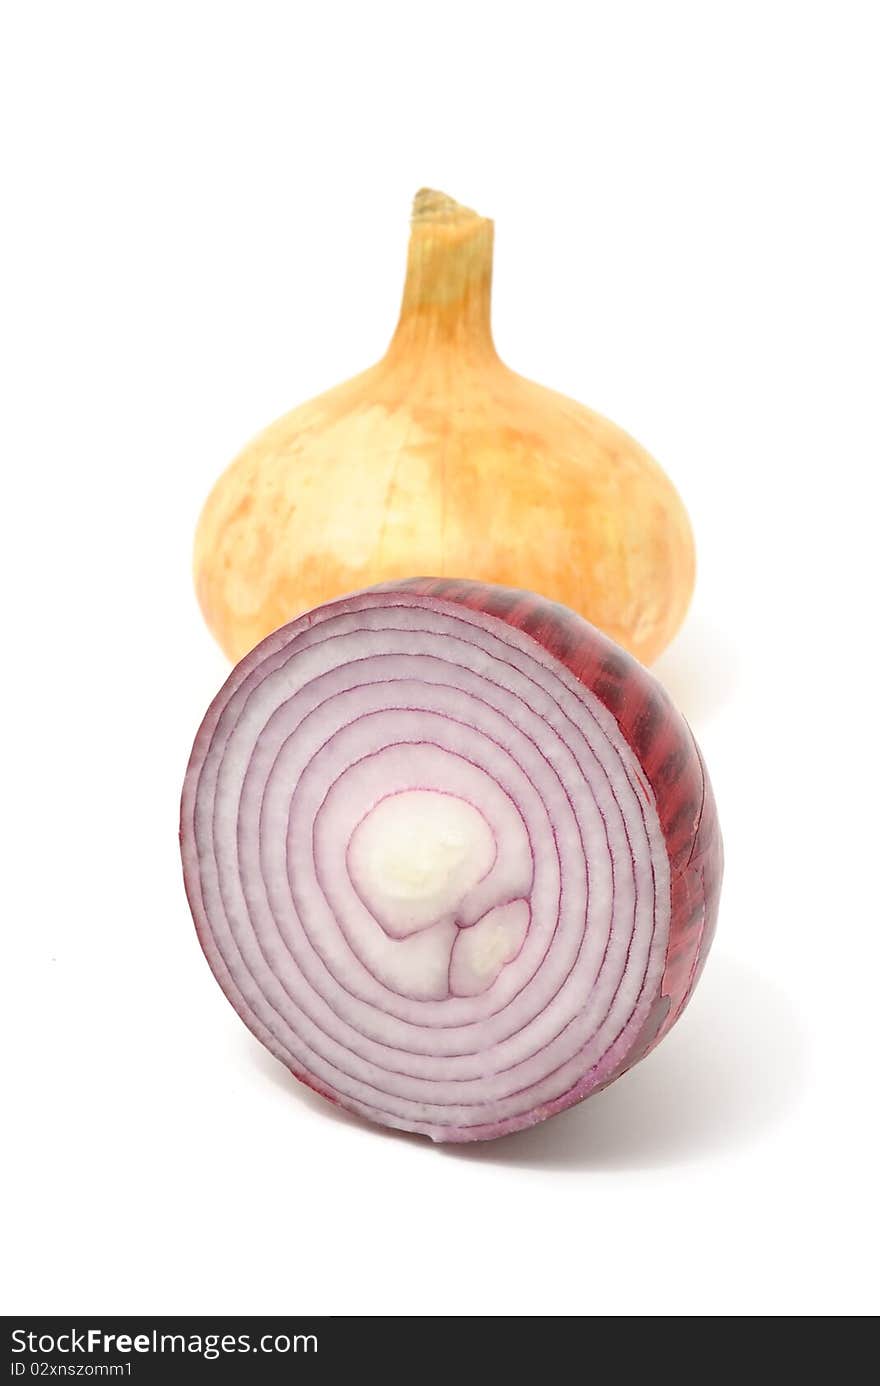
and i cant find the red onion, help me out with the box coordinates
[180,579,722,1142]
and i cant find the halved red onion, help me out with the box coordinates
[180,579,723,1142]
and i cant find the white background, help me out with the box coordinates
[2,1,877,1317]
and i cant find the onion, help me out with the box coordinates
[180,579,722,1142]
[194,188,695,666]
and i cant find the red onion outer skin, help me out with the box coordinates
[181,578,722,1141]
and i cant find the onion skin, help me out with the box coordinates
[194,189,695,666]
[181,579,722,1141]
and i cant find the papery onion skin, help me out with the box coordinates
[194,189,695,666]
[181,579,722,1142]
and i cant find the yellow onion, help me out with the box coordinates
[195,189,695,664]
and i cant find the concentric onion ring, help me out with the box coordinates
[181,579,723,1141]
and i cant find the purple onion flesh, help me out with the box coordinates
[181,579,722,1142]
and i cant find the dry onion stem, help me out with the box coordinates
[195,190,695,665]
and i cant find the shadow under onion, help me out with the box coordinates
[247,952,805,1171]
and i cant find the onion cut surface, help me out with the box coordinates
[181,580,722,1141]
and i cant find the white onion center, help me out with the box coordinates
[348,789,495,936]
